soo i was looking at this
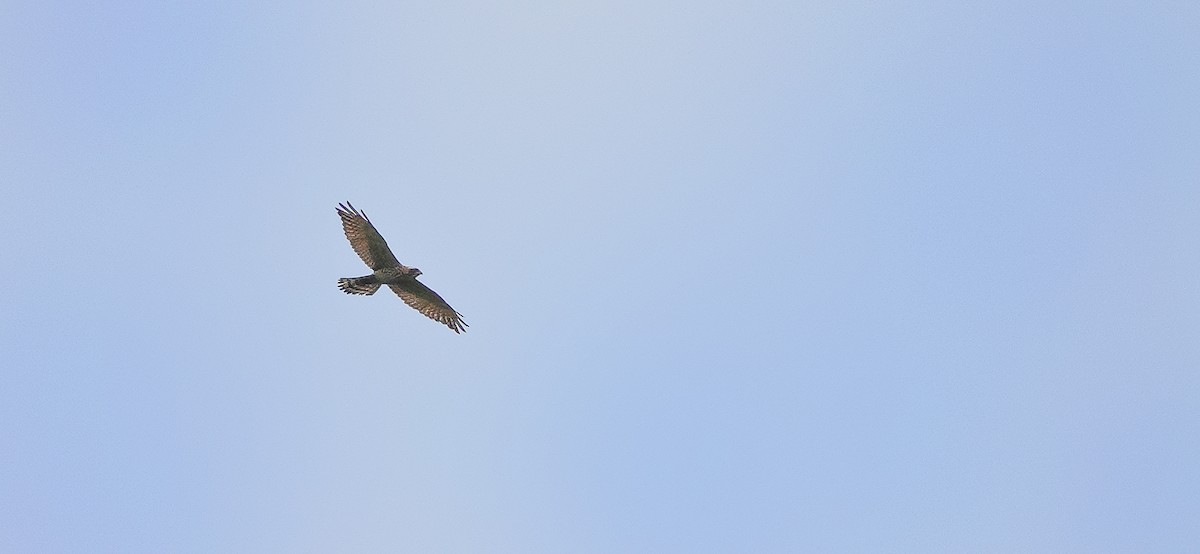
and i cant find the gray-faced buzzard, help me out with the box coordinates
[336,202,467,333]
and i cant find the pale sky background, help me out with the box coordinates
[2,1,1199,552]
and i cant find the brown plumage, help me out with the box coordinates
[336,202,467,333]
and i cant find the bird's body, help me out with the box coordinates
[336,266,418,295]
[335,202,467,333]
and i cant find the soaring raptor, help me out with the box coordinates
[336,202,467,333]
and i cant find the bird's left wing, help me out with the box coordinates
[388,281,468,333]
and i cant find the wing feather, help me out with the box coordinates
[337,202,401,270]
[388,281,468,333]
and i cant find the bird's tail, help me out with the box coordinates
[338,275,381,295]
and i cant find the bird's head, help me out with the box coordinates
[409,267,423,277]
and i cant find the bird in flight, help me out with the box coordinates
[336,202,467,333]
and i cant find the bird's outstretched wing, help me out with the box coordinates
[337,202,401,270]
[388,281,468,334]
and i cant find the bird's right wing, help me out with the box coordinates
[337,202,401,270]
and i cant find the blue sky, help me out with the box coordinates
[2,1,1198,552]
